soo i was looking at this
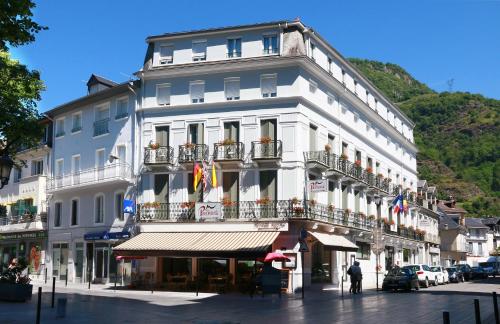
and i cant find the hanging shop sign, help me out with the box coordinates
[195,202,222,221]
[84,230,131,241]
[123,199,136,215]
[307,179,328,193]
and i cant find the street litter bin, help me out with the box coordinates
[56,298,67,318]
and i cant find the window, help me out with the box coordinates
[261,74,277,98]
[341,69,346,85]
[55,118,65,137]
[354,80,358,95]
[263,34,278,54]
[342,142,348,157]
[190,81,205,103]
[71,155,80,185]
[366,90,370,104]
[156,84,171,106]
[13,167,22,183]
[478,243,483,255]
[309,79,317,93]
[327,93,334,105]
[356,242,370,259]
[227,38,241,58]
[71,199,78,226]
[94,105,110,137]
[116,98,128,119]
[188,123,204,144]
[224,78,240,100]
[341,185,348,209]
[328,57,333,74]
[354,190,360,213]
[259,170,277,201]
[310,43,315,61]
[159,44,173,64]
[115,192,124,221]
[95,195,104,223]
[328,134,335,150]
[192,40,207,61]
[71,113,82,133]
[31,160,43,176]
[54,202,62,227]
[403,248,410,263]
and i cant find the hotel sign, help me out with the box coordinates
[308,179,328,193]
[195,202,222,221]
[0,231,47,241]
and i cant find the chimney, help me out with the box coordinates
[459,214,465,226]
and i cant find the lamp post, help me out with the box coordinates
[372,196,384,291]
[0,155,14,189]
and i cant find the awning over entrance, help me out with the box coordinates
[112,231,280,257]
[308,231,359,252]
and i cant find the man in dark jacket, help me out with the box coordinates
[347,261,362,294]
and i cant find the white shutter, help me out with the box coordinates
[261,75,277,96]
[190,82,204,102]
[225,78,240,99]
[192,41,206,59]
[157,84,170,105]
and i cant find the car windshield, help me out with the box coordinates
[404,265,420,272]
[479,262,493,268]
[431,267,440,271]
[389,268,410,276]
[446,268,456,273]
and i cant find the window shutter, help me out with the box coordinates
[192,41,206,57]
[261,76,276,95]
[225,79,239,99]
[157,85,170,105]
[190,82,204,100]
[160,45,173,58]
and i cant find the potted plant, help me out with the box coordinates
[184,142,196,149]
[256,197,270,205]
[222,138,236,145]
[0,258,33,302]
[143,202,161,209]
[324,143,332,152]
[221,197,235,207]
[180,201,195,209]
[291,197,300,205]
[340,153,348,161]
[389,219,395,226]
[354,160,362,167]
[309,199,316,206]
[328,204,335,212]
[368,214,376,221]
[366,167,373,174]
[149,142,160,150]
[293,207,304,215]
[343,208,351,216]
[377,173,384,179]
[259,136,272,144]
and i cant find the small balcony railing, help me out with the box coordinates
[0,211,47,226]
[251,140,282,160]
[144,146,174,165]
[47,163,131,191]
[263,48,279,55]
[305,151,330,167]
[227,51,242,58]
[178,144,209,163]
[213,142,245,161]
[93,118,109,137]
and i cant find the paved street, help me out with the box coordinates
[1,278,499,323]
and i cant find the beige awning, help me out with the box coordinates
[308,231,359,252]
[113,231,280,257]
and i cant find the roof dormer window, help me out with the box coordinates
[159,44,173,65]
[192,40,207,62]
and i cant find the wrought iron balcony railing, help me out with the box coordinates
[213,142,245,161]
[93,118,110,137]
[144,146,174,165]
[178,144,209,163]
[0,212,47,226]
[251,140,282,160]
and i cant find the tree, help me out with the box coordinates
[0,0,46,158]
[0,0,47,50]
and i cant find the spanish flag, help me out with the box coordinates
[193,162,202,191]
[211,163,217,187]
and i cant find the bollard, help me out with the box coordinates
[474,299,481,324]
[341,275,344,298]
[56,298,67,318]
[51,277,56,308]
[114,273,117,291]
[44,268,47,284]
[65,269,68,287]
[196,275,199,297]
[493,292,499,324]
[36,287,42,324]
[443,311,450,324]
[88,270,91,290]
[151,273,154,294]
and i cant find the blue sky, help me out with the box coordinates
[9,0,500,112]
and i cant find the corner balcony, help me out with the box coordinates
[325,154,344,179]
[251,140,282,167]
[144,146,174,169]
[305,151,330,173]
[0,210,47,233]
[47,163,132,192]
[137,200,375,232]
[178,144,209,166]
[213,142,245,168]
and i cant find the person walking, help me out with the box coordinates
[347,261,362,294]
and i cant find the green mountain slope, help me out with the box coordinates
[349,59,500,217]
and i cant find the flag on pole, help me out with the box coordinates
[193,162,202,191]
[392,194,403,214]
[211,163,217,187]
[403,199,409,213]
[202,161,209,190]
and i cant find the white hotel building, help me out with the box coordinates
[112,20,435,292]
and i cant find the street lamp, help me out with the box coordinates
[0,155,14,189]
[372,195,384,291]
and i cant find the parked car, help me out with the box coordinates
[382,267,419,292]
[456,264,472,281]
[403,264,437,287]
[478,261,497,277]
[446,267,465,283]
[431,266,449,284]
[471,266,488,280]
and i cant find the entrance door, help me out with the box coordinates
[52,243,68,280]
[223,172,239,219]
[75,243,84,282]
[94,244,109,283]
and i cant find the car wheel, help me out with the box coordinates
[415,282,420,291]
[434,277,438,286]
[424,278,429,288]
[461,276,465,283]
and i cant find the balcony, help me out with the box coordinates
[93,118,109,137]
[137,200,375,232]
[144,146,174,167]
[0,211,47,233]
[305,151,330,172]
[213,142,244,168]
[178,144,209,164]
[383,224,425,241]
[367,175,391,195]
[251,140,282,167]
[47,163,132,192]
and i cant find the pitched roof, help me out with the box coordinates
[438,201,467,214]
[439,212,460,230]
[87,74,118,88]
[482,217,500,226]
[464,218,489,229]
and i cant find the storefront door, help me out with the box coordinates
[94,244,109,282]
[75,243,84,282]
[311,242,331,283]
[52,243,69,280]
[385,246,394,270]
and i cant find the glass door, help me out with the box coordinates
[94,244,109,283]
[75,243,84,282]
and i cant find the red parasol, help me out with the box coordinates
[263,252,290,263]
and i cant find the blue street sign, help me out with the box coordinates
[300,228,308,240]
[123,199,135,214]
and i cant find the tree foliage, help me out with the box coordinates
[0,0,46,158]
[349,58,500,217]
